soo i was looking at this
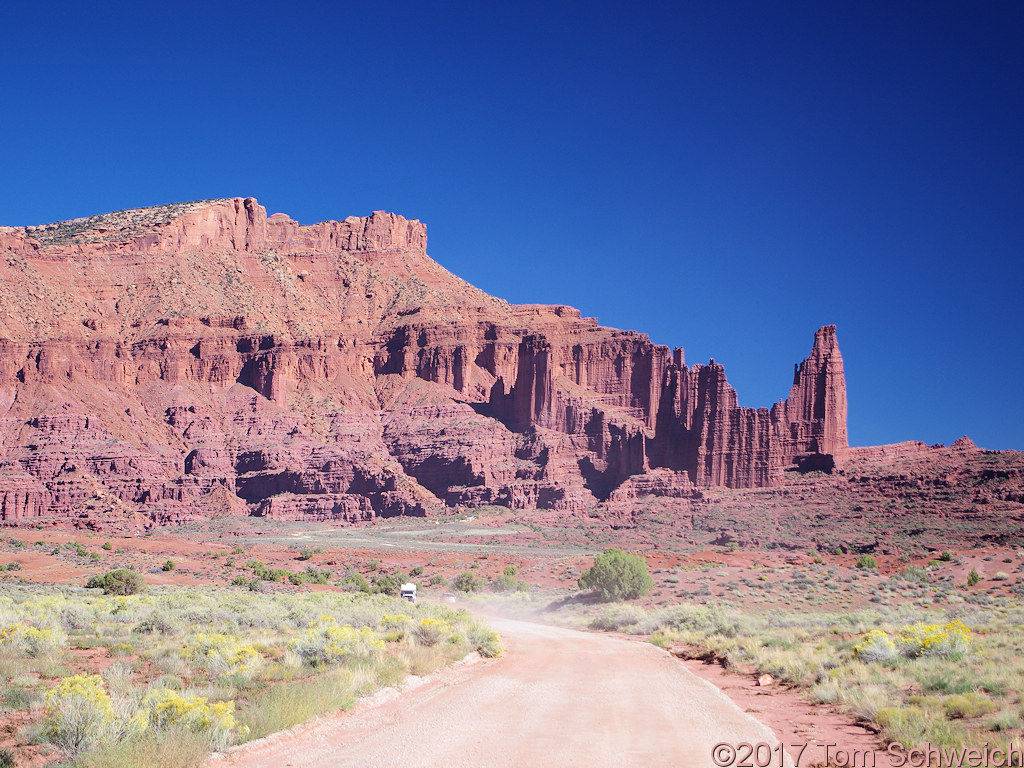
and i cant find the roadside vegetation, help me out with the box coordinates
[578,548,653,601]
[0,584,501,767]
[579,587,1024,752]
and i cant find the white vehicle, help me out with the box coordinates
[400,582,417,602]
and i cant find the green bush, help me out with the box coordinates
[371,573,402,597]
[856,555,878,569]
[86,569,145,596]
[453,572,482,593]
[900,565,928,584]
[490,574,527,593]
[578,548,654,602]
[968,568,980,587]
[943,692,997,719]
[303,567,332,584]
[245,560,292,583]
[161,560,175,572]
[339,572,371,594]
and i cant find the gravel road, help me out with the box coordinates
[208,616,791,768]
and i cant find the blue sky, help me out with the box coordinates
[2,1,1021,449]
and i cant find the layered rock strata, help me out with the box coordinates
[0,198,848,525]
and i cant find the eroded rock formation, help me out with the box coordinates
[0,198,848,526]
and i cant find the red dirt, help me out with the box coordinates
[680,657,883,768]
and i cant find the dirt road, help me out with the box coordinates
[209,616,790,768]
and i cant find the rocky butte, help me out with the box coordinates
[0,198,849,527]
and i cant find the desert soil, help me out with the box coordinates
[207,615,790,768]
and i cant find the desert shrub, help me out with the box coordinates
[87,569,145,596]
[43,674,116,754]
[412,618,449,647]
[303,567,332,584]
[245,560,292,583]
[467,621,504,658]
[409,566,424,578]
[110,642,134,656]
[942,692,997,719]
[297,547,322,561]
[161,560,175,572]
[490,573,527,593]
[428,574,446,586]
[875,705,965,748]
[578,549,653,602]
[896,621,971,659]
[939,551,953,561]
[993,571,1010,581]
[142,688,246,747]
[453,572,482,593]
[589,604,646,631]
[287,617,383,667]
[853,630,898,662]
[182,633,262,676]
[856,555,878,570]
[968,568,980,586]
[370,573,402,597]
[899,566,929,584]
[0,622,65,657]
[841,683,896,721]
[380,613,412,641]
[648,603,742,636]
[339,572,371,593]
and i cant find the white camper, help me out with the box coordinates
[400,583,417,602]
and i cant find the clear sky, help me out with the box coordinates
[1,1,1021,449]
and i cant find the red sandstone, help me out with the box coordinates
[0,198,848,526]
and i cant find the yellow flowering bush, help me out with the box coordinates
[44,674,116,754]
[1,622,65,657]
[182,633,262,676]
[287,616,384,666]
[853,629,898,662]
[467,621,504,658]
[896,620,971,658]
[854,621,971,662]
[381,613,413,641]
[413,618,450,647]
[142,688,248,747]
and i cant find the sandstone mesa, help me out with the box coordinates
[0,197,849,527]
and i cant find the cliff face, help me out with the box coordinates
[0,198,848,526]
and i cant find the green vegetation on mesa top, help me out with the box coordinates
[0,584,501,767]
[21,199,230,247]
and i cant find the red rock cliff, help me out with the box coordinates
[0,198,848,526]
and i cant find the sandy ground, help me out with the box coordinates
[207,616,791,768]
